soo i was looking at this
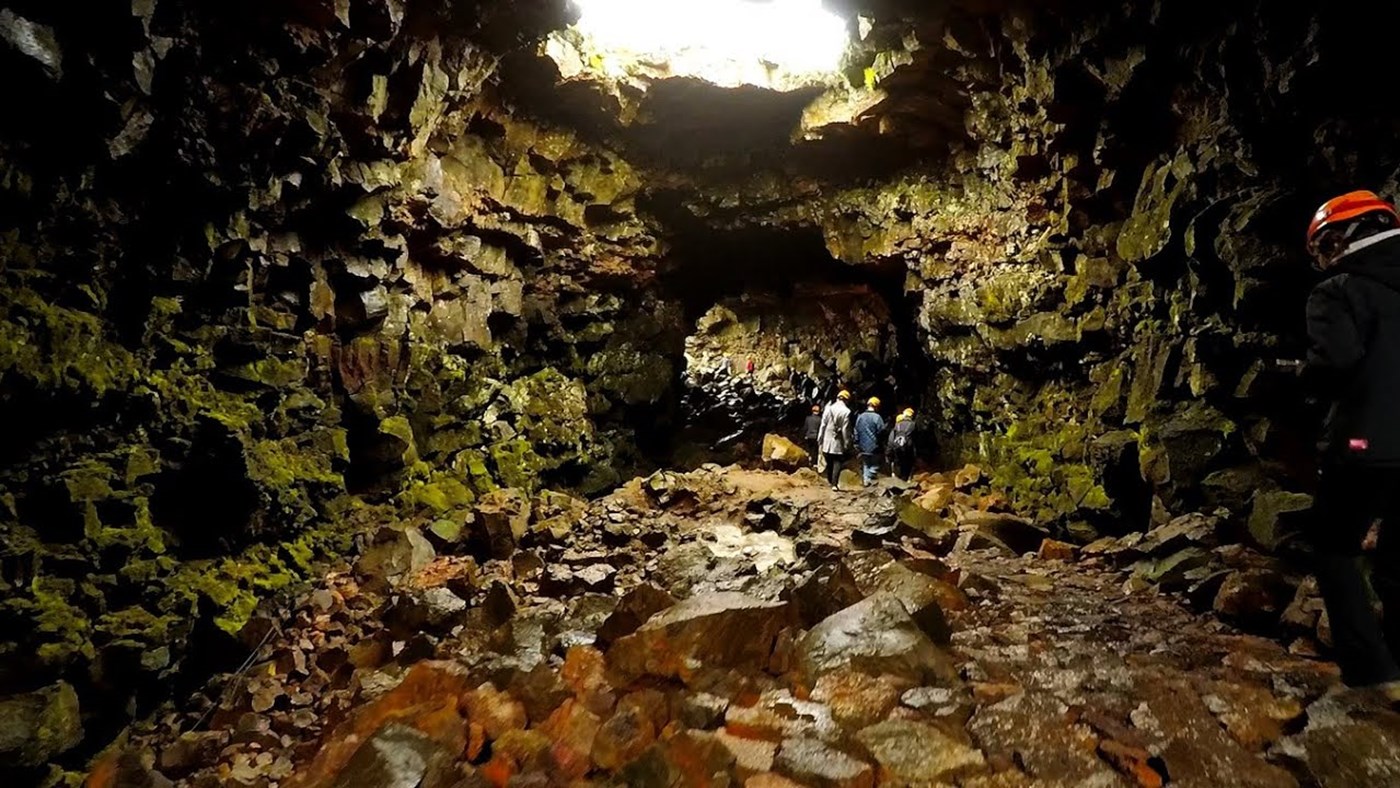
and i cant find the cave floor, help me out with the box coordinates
[107,467,1400,787]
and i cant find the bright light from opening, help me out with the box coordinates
[563,0,850,89]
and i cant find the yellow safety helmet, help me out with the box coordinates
[868,397,881,408]
[837,390,851,400]
[903,408,915,418]
[896,414,908,423]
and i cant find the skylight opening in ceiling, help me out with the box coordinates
[560,0,851,90]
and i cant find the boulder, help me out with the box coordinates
[356,525,436,587]
[331,723,455,788]
[1213,569,1294,628]
[608,592,792,681]
[774,737,874,788]
[473,488,531,558]
[855,719,986,784]
[797,594,958,686]
[861,562,953,645]
[531,490,588,541]
[715,729,779,777]
[792,562,866,627]
[957,511,1048,555]
[1132,548,1214,590]
[762,434,810,471]
[913,483,955,514]
[1281,577,1324,634]
[811,670,906,730]
[0,682,83,768]
[953,464,983,490]
[893,496,955,544]
[597,584,677,645]
[1138,512,1221,556]
[1038,539,1078,561]
[592,697,661,771]
[615,731,738,787]
[1247,491,1312,550]
[386,587,469,635]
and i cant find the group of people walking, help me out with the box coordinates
[802,390,917,490]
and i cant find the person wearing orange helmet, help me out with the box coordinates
[1302,189,1400,695]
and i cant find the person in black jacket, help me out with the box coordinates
[1302,189,1400,694]
[887,409,917,480]
[802,405,822,467]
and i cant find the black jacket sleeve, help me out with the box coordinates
[1302,277,1366,400]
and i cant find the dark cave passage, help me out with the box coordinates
[654,223,928,465]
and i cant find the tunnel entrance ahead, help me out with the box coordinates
[656,224,919,464]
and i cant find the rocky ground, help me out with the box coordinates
[74,459,1400,788]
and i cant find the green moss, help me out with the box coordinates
[24,577,94,669]
[123,446,162,486]
[61,460,115,503]
[490,439,542,491]
[0,286,139,397]
[398,471,476,515]
[224,356,307,389]
[245,434,345,532]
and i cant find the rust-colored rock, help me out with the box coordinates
[608,592,792,682]
[537,698,602,780]
[811,670,906,730]
[615,730,739,787]
[592,698,659,771]
[562,645,616,717]
[287,662,470,788]
[1098,739,1165,788]
[1038,539,1078,561]
[461,683,526,755]
[745,774,807,788]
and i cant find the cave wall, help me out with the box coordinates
[0,0,692,755]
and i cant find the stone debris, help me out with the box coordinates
[80,467,1400,787]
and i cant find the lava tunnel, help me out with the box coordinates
[7,0,1400,783]
[651,221,918,463]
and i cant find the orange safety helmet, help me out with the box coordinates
[1307,190,1400,252]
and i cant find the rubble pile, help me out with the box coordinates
[76,465,1400,788]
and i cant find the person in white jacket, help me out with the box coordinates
[817,390,853,490]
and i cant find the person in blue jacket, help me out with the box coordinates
[853,397,886,487]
